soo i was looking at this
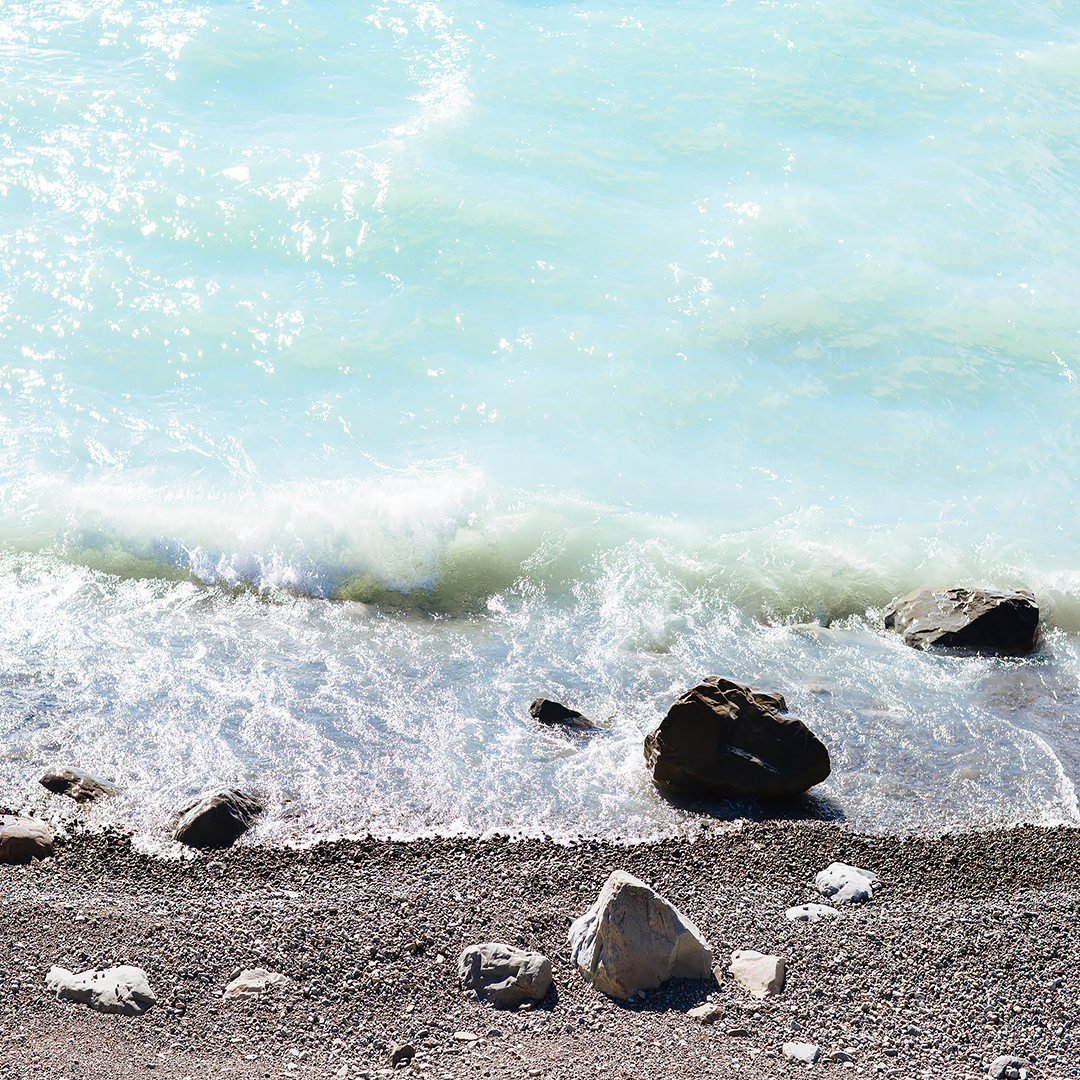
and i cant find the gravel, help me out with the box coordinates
[1,820,1078,1079]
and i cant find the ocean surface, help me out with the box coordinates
[2,0,1080,844]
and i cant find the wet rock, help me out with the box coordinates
[0,816,54,864]
[884,587,1038,655]
[528,698,597,732]
[786,902,841,922]
[39,766,119,803]
[727,950,785,998]
[46,965,157,1016]
[784,1041,821,1064]
[568,869,713,999]
[222,968,290,1001]
[458,942,553,1009]
[815,862,880,904]
[173,788,263,849]
[986,1056,1029,1080]
[643,677,830,799]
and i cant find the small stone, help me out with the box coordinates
[727,950,785,998]
[828,1050,857,1063]
[46,965,157,1016]
[726,1027,751,1037]
[389,1045,415,1066]
[814,862,880,903]
[453,1031,480,1043]
[783,1042,821,1064]
[687,1002,723,1024]
[986,1056,1029,1080]
[528,699,597,731]
[785,903,841,922]
[0,816,54,864]
[458,942,552,1009]
[222,968,290,1001]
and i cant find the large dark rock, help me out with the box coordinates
[528,698,597,732]
[0,816,54,863]
[173,789,263,849]
[643,677,830,800]
[40,766,119,803]
[884,587,1038,655]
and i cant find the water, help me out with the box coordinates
[2,0,1079,843]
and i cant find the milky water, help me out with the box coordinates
[2,0,1080,843]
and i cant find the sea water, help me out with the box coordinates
[2,0,1079,843]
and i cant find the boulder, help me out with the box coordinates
[0,816,54,864]
[46,965,156,1016]
[458,942,553,1008]
[884,587,1038,655]
[814,862,880,904]
[173,788,263,849]
[568,870,713,999]
[528,698,597,732]
[727,950,785,998]
[40,766,119,803]
[222,968,290,1001]
[785,902,841,923]
[643,677,830,799]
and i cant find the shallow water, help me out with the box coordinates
[2,0,1079,841]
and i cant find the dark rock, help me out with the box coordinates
[0,815,54,863]
[458,942,553,1008]
[40,766,119,803]
[528,698,597,732]
[173,788,263,849]
[643,677,830,800]
[884,587,1038,655]
[390,1044,416,1066]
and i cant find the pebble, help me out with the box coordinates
[783,1041,821,1064]
[686,1002,723,1024]
[786,902,841,922]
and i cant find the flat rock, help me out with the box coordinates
[785,902,841,923]
[46,965,156,1016]
[39,766,119,803]
[784,1041,821,1064]
[686,1002,723,1024]
[0,816,54,864]
[727,950,785,998]
[173,788,263,849]
[986,1056,1030,1080]
[815,862,880,903]
[458,942,552,1009]
[528,698,597,732]
[222,968,290,1001]
[568,870,713,999]
[643,677,830,799]
[884,587,1038,655]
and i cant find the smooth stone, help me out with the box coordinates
[814,862,880,904]
[643,676,830,799]
[686,1002,723,1024]
[453,1031,480,1042]
[528,698,598,732]
[0,816,54,864]
[39,766,119,803]
[568,869,713,999]
[172,788,263,848]
[390,1045,416,1066]
[884,587,1038,655]
[45,965,157,1016]
[727,950,785,998]
[785,902,841,923]
[222,968,290,1001]
[986,1056,1029,1080]
[458,942,553,1009]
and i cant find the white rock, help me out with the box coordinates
[687,1002,723,1024]
[567,870,713,999]
[814,862,880,903]
[727,950,785,998]
[785,902,841,923]
[222,968,291,1001]
[784,1041,821,1064]
[986,1056,1029,1080]
[45,965,157,1016]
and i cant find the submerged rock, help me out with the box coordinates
[40,766,119,803]
[46,965,156,1016]
[884,587,1038,655]
[173,788,263,849]
[0,816,54,864]
[528,698,598,732]
[643,677,830,799]
[458,942,552,1008]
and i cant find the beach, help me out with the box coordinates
[3,822,1078,1079]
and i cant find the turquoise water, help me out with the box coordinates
[2,0,1079,841]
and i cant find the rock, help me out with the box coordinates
[727,950,785,998]
[0,816,54,864]
[458,942,553,1009]
[884,587,1038,655]
[815,862,880,904]
[172,788,263,848]
[643,677,830,799]
[568,870,713,999]
[45,965,157,1016]
[986,1056,1029,1080]
[827,1050,857,1063]
[453,1031,480,1042]
[390,1044,415,1066]
[222,968,290,1001]
[783,1042,821,1064]
[785,902,841,923]
[39,766,119,803]
[687,1002,723,1024]
[528,698,597,732]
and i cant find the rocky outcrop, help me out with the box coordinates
[173,788,263,849]
[568,870,713,999]
[884,587,1038,655]
[528,698,597,732]
[727,950,785,998]
[643,677,830,800]
[40,766,119,803]
[458,942,553,1008]
[46,965,157,1015]
[0,816,54,863]
[222,968,290,1002]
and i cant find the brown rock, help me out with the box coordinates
[40,766,119,803]
[884,587,1038,655]
[173,788,263,849]
[0,816,55,863]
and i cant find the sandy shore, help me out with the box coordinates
[2,821,1078,1080]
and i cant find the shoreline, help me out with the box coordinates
[2,822,1079,1079]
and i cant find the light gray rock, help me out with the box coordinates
[727,950,785,998]
[39,766,119,803]
[986,1056,1029,1080]
[814,862,880,903]
[0,816,54,864]
[785,902,841,923]
[222,968,290,1001]
[45,965,157,1016]
[458,942,552,1008]
[568,870,713,999]
[687,1002,723,1024]
[783,1041,821,1064]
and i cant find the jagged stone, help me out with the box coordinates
[528,698,597,732]
[884,587,1038,655]
[45,965,156,1016]
[458,942,552,1008]
[727,950,785,998]
[222,968,290,1001]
